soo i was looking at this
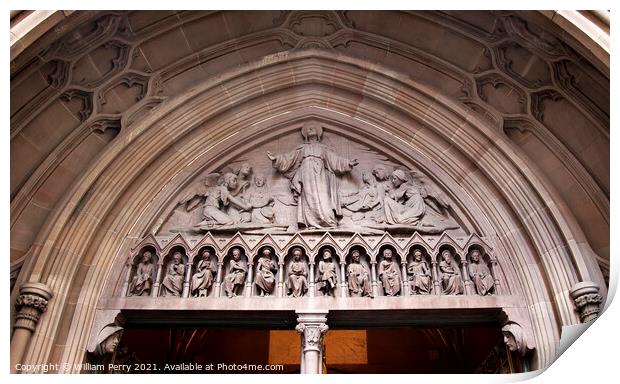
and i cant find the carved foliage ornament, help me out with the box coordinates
[296,323,329,350]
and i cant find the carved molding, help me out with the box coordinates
[501,15,570,60]
[72,40,131,88]
[60,89,94,122]
[41,14,124,61]
[495,42,551,89]
[89,116,122,136]
[530,89,562,121]
[476,73,528,115]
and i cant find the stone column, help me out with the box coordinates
[11,282,53,373]
[295,311,329,374]
[308,263,315,297]
[121,258,133,296]
[370,261,379,297]
[400,260,409,296]
[245,262,254,297]
[215,261,224,297]
[569,281,604,323]
[462,259,474,295]
[431,260,441,295]
[277,262,285,297]
[151,261,164,297]
[340,261,347,298]
[489,256,502,295]
[182,262,192,298]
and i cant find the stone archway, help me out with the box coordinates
[10,11,608,374]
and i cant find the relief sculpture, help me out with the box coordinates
[128,251,154,296]
[407,249,432,295]
[347,250,373,298]
[167,122,462,236]
[160,252,185,297]
[287,247,308,297]
[267,122,358,230]
[223,248,247,298]
[316,249,338,297]
[191,249,215,297]
[255,248,278,296]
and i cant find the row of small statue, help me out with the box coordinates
[128,247,495,298]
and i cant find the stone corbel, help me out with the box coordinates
[569,281,604,323]
[85,310,125,360]
[501,308,535,357]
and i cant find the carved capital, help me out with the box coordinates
[296,323,329,351]
[13,282,53,332]
[296,311,329,352]
[570,281,604,323]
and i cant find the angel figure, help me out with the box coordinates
[177,172,252,227]
[383,169,426,225]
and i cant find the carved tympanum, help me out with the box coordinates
[168,123,462,236]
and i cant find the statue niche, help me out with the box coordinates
[285,247,309,297]
[254,247,278,297]
[438,248,465,295]
[407,248,432,295]
[315,248,339,297]
[377,247,402,297]
[159,249,187,297]
[346,248,373,298]
[165,122,462,236]
[190,247,216,297]
[222,247,247,298]
[127,248,157,297]
[468,248,495,296]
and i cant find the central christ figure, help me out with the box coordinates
[267,122,358,229]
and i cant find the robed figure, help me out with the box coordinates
[161,252,185,297]
[255,249,278,296]
[469,250,494,295]
[128,251,155,296]
[287,248,308,297]
[347,250,373,297]
[223,248,247,298]
[407,249,432,295]
[439,250,464,295]
[267,123,358,229]
[316,250,338,296]
[191,250,215,297]
[378,249,401,296]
